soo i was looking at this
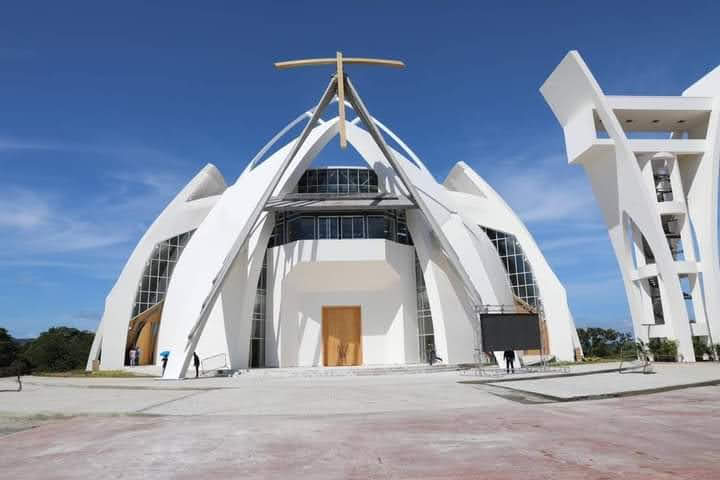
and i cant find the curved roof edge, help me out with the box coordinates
[186,163,227,202]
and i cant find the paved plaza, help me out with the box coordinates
[0,363,719,479]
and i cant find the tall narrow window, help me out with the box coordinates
[249,251,268,368]
[415,253,436,363]
[338,168,349,194]
[327,169,338,193]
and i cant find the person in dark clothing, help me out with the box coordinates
[193,352,200,378]
[427,345,443,366]
[503,350,516,373]
[161,355,168,376]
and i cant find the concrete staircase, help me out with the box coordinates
[236,363,470,378]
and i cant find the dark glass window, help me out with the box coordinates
[287,216,315,241]
[349,169,359,192]
[339,169,349,194]
[317,170,327,193]
[327,169,338,193]
[318,216,340,239]
[415,254,436,363]
[385,217,397,241]
[367,216,385,238]
[397,217,410,244]
[369,170,378,189]
[249,251,268,368]
[341,217,354,239]
[294,168,379,194]
[268,212,286,248]
[307,169,318,193]
[359,170,370,193]
[268,210,412,247]
[352,217,365,239]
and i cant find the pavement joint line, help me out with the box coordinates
[486,378,720,403]
[20,380,230,392]
[472,384,557,405]
[456,365,633,384]
[1,406,492,420]
[134,389,210,414]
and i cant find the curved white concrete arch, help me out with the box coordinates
[444,161,579,360]
[244,110,314,173]
[247,100,432,176]
[86,164,227,371]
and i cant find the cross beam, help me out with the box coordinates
[274,57,405,70]
[275,52,405,148]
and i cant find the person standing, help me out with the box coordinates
[193,352,200,378]
[503,349,515,373]
[129,347,137,367]
[161,354,169,376]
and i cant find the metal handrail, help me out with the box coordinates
[200,353,229,375]
[619,341,653,374]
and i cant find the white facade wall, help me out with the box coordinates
[266,239,418,367]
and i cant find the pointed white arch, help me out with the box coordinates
[85,164,227,371]
[444,161,580,360]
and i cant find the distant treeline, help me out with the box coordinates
[576,327,634,358]
[0,327,94,376]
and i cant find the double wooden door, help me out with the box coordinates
[322,306,362,366]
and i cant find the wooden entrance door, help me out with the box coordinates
[322,306,362,366]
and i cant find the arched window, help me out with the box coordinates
[132,230,195,318]
[481,227,539,307]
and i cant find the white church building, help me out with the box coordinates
[87,57,581,378]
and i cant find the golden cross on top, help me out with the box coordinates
[275,52,405,148]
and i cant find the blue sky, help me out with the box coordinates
[1,1,719,338]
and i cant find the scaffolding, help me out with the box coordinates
[467,298,564,377]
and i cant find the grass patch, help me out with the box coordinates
[33,369,151,378]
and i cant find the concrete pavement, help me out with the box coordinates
[1,366,719,479]
[488,363,720,401]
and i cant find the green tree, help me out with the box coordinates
[0,328,19,368]
[21,327,94,372]
[692,336,712,360]
[577,327,634,358]
[648,338,678,361]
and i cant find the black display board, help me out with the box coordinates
[480,313,541,351]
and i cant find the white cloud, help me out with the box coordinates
[0,136,191,264]
[539,233,609,251]
[0,188,51,228]
[487,157,600,225]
